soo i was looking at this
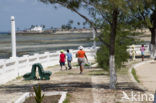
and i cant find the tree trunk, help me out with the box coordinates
[92,27,97,49]
[150,28,156,58]
[109,55,117,89]
[109,9,118,89]
[150,10,156,58]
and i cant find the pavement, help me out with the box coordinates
[135,60,156,92]
[0,61,148,103]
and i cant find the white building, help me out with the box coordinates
[31,26,43,32]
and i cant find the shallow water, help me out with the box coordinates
[0,33,96,59]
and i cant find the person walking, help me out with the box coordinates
[66,49,72,70]
[76,46,88,74]
[131,45,136,61]
[140,44,145,61]
[59,50,67,70]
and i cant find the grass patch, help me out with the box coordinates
[117,67,128,75]
[73,62,95,67]
[55,71,69,75]
[16,76,22,80]
[73,64,79,66]
[73,64,90,67]
[131,68,140,83]
[63,93,71,103]
[46,65,59,69]
[88,69,108,76]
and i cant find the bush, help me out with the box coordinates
[96,44,129,71]
[96,24,136,71]
[96,45,109,71]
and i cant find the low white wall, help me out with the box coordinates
[0,45,150,85]
[0,47,96,85]
[127,44,150,56]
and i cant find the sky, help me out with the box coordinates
[0,0,88,32]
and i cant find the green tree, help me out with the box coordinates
[40,0,137,89]
[97,25,136,71]
[61,24,72,30]
[131,0,156,58]
[42,25,46,29]
[67,20,74,29]
[82,22,87,29]
[81,0,137,89]
[69,20,74,25]
[77,22,80,26]
[61,24,66,29]
[30,25,35,29]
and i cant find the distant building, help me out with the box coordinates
[30,26,43,32]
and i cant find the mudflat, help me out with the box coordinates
[0,33,93,58]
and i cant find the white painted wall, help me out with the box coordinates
[127,44,150,56]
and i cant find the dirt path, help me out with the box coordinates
[0,62,149,103]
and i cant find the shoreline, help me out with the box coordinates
[0,32,95,59]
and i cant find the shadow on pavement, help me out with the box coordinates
[0,81,144,93]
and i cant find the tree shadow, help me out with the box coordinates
[88,73,109,76]
[116,82,145,92]
[88,69,109,76]
[0,81,145,94]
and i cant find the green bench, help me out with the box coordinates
[23,63,52,80]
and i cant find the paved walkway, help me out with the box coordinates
[135,60,156,92]
[0,62,147,103]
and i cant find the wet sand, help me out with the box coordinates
[0,33,94,58]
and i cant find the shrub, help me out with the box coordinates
[131,68,140,83]
[33,85,44,103]
[96,24,136,71]
[96,44,129,71]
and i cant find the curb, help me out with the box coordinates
[15,91,67,103]
[129,59,156,102]
[129,60,154,85]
